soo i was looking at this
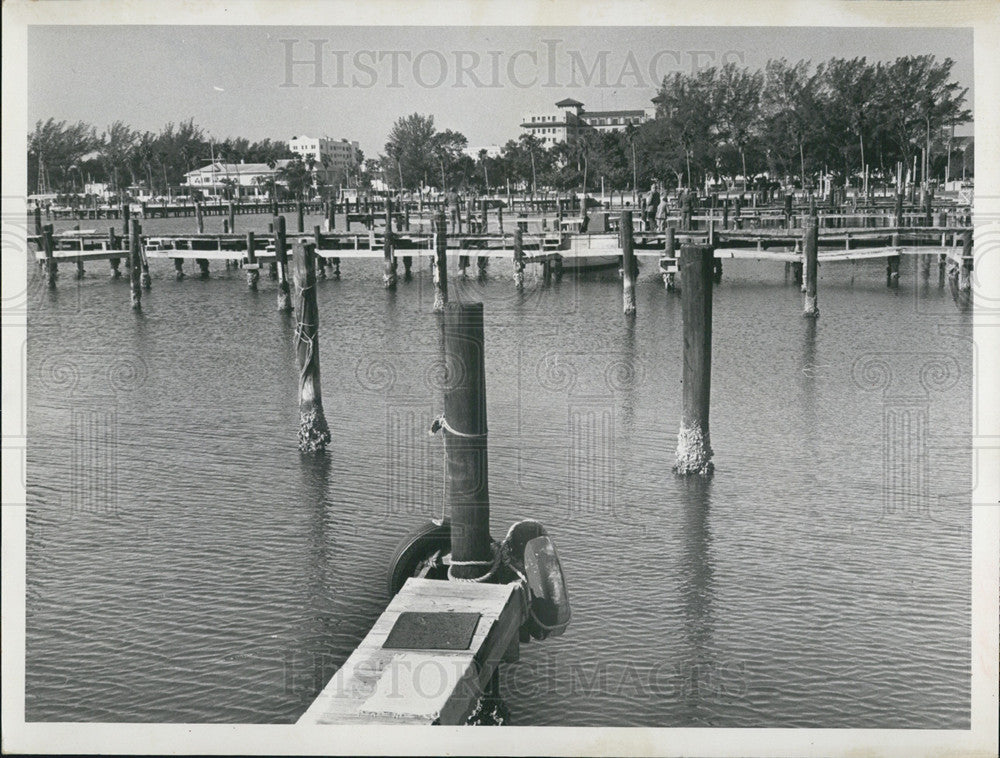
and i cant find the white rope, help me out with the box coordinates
[430,415,487,439]
[447,542,502,583]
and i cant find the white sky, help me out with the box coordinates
[27,26,974,158]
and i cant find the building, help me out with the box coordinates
[289,135,360,182]
[461,145,503,160]
[520,99,654,146]
[183,160,294,197]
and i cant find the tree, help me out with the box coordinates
[431,129,468,190]
[713,62,764,184]
[761,59,823,188]
[384,113,439,190]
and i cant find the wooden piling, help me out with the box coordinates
[291,239,331,452]
[803,218,819,318]
[674,244,714,476]
[195,201,204,233]
[129,219,142,310]
[42,225,56,288]
[326,198,336,231]
[441,301,492,579]
[274,215,292,311]
[432,211,449,312]
[621,210,637,316]
[108,227,121,278]
[663,227,676,290]
[296,200,305,233]
[894,193,904,228]
[173,258,185,280]
[313,225,326,280]
[383,199,397,289]
[34,206,42,236]
[888,232,901,288]
[513,227,525,288]
[246,231,259,290]
[228,201,236,233]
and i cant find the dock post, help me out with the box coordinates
[674,244,714,476]
[441,301,493,579]
[621,210,637,316]
[433,211,448,312]
[228,201,235,233]
[173,258,185,280]
[888,232,901,288]
[274,215,292,312]
[663,227,676,290]
[313,225,326,280]
[129,219,142,310]
[326,198,336,231]
[122,203,130,242]
[195,201,204,233]
[246,231,259,290]
[108,227,121,278]
[783,193,792,228]
[383,199,397,289]
[42,225,56,288]
[513,227,525,287]
[139,228,152,290]
[803,217,819,318]
[296,200,305,233]
[34,206,42,236]
[734,195,743,230]
[291,239,331,452]
[894,193,903,229]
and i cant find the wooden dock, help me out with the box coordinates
[297,578,522,725]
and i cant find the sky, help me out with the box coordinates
[27,25,975,159]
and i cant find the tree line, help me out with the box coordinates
[27,118,299,197]
[378,54,972,195]
[29,54,972,200]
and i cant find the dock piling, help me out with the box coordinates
[246,231,259,290]
[674,244,714,476]
[275,215,292,312]
[441,301,492,580]
[291,239,331,452]
[513,227,525,288]
[42,225,56,288]
[129,219,142,310]
[383,200,397,290]
[803,217,819,318]
[621,210,637,316]
[108,227,121,278]
[433,211,448,312]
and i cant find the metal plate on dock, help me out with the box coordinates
[383,611,481,651]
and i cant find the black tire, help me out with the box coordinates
[386,518,451,597]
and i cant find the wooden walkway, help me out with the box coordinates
[297,578,522,725]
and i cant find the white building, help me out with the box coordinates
[461,145,503,160]
[289,135,360,181]
[183,160,294,197]
[520,98,654,146]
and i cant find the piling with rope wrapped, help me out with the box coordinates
[438,302,492,580]
[291,239,331,452]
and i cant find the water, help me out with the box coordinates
[26,213,971,726]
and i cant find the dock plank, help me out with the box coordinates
[297,578,521,726]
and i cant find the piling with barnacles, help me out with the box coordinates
[275,215,292,312]
[433,211,448,312]
[803,217,819,318]
[291,239,331,452]
[674,244,714,476]
[621,210,637,316]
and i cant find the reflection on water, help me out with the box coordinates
[25,217,971,726]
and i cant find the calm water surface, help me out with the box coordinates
[26,213,971,726]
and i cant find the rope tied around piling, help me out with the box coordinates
[447,541,502,583]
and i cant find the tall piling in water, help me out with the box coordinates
[383,199,397,289]
[803,217,819,318]
[433,211,448,312]
[274,215,292,312]
[674,244,714,476]
[42,225,56,289]
[246,231,259,290]
[621,210,637,316]
[513,227,525,288]
[129,218,142,310]
[291,239,331,452]
[440,302,493,580]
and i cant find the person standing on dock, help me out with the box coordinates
[656,194,670,231]
[644,184,660,232]
[446,188,461,233]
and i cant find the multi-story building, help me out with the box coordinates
[520,99,654,146]
[289,135,360,183]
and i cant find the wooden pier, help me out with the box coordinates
[297,578,522,725]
